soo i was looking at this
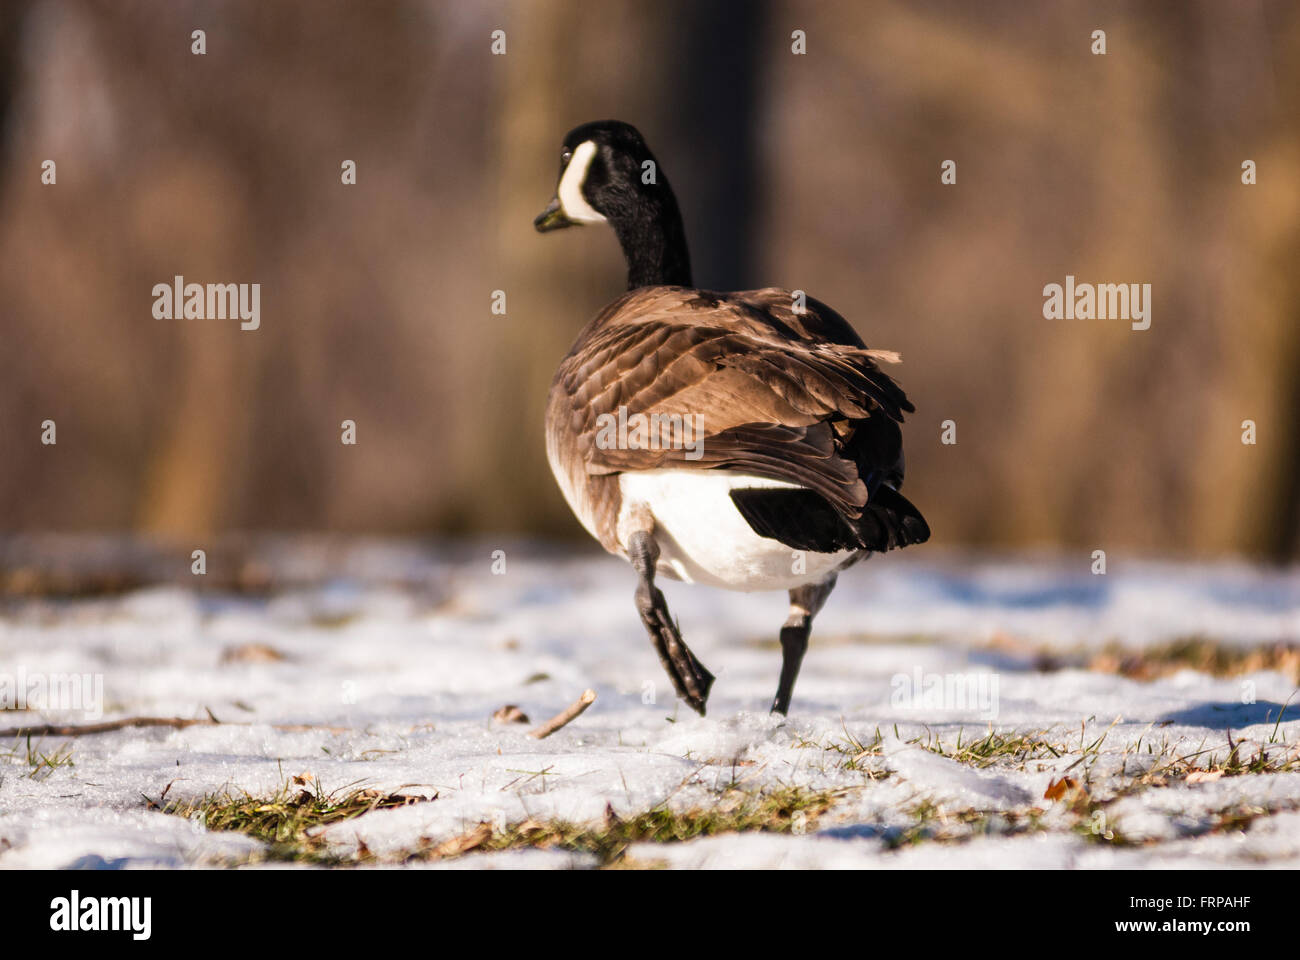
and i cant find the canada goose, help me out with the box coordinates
[536,120,929,716]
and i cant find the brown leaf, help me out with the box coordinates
[432,822,493,858]
[220,642,287,664]
[1186,769,1224,783]
[1044,776,1080,801]
[492,704,530,724]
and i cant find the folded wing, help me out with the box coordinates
[552,286,929,552]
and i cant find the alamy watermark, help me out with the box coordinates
[152,275,260,330]
[1043,275,1150,331]
[890,668,999,720]
[50,890,150,940]
[1,667,103,720]
[594,405,704,460]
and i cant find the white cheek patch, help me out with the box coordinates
[557,140,606,223]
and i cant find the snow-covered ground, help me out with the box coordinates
[1,539,1298,869]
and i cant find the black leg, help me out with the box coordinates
[771,618,809,716]
[628,530,714,715]
[770,575,837,715]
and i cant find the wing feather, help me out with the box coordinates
[547,286,916,526]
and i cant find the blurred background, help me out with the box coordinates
[0,0,1297,563]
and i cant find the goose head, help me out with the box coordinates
[534,120,648,231]
[535,120,692,289]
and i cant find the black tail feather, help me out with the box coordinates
[729,484,930,554]
[729,487,862,552]
[857,485,930,551]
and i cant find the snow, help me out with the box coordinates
[1,540,1297,869]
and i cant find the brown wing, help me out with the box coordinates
[550,286,913,522]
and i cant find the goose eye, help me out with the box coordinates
[561,150,573,165]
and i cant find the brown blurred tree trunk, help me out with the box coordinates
[0,2,32,190]
[662,0,768,291]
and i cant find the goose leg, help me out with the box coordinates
[627,530,714,715]
[771,574,837,715]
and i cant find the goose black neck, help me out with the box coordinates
[611,186,693,290]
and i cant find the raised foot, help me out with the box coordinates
[638,584,714,716]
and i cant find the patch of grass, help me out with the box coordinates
[804,722,1104,777]
[159,776,850,868]
[1120,729,1300,787]
[1074,798,1300,848]
[792,724,888,775]
[421,785,852,867]
[156,777,433,864]
[888,799,1047,849]
[1,735,74,780]
[1206,802,1291,837]
[918,726,1067,770]
[1070,804,1138,846]
[0,567,149,598]
[1039,636,1300,683]
[879,782,1300,853]
[308,612,362,630]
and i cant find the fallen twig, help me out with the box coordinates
[0,715,350,738]
[528,689,596,739]
[0,716,215,738]
[2,691,598,741]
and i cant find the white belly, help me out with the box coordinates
[618,470,855,592]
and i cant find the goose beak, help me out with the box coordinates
[534,197,575,232]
